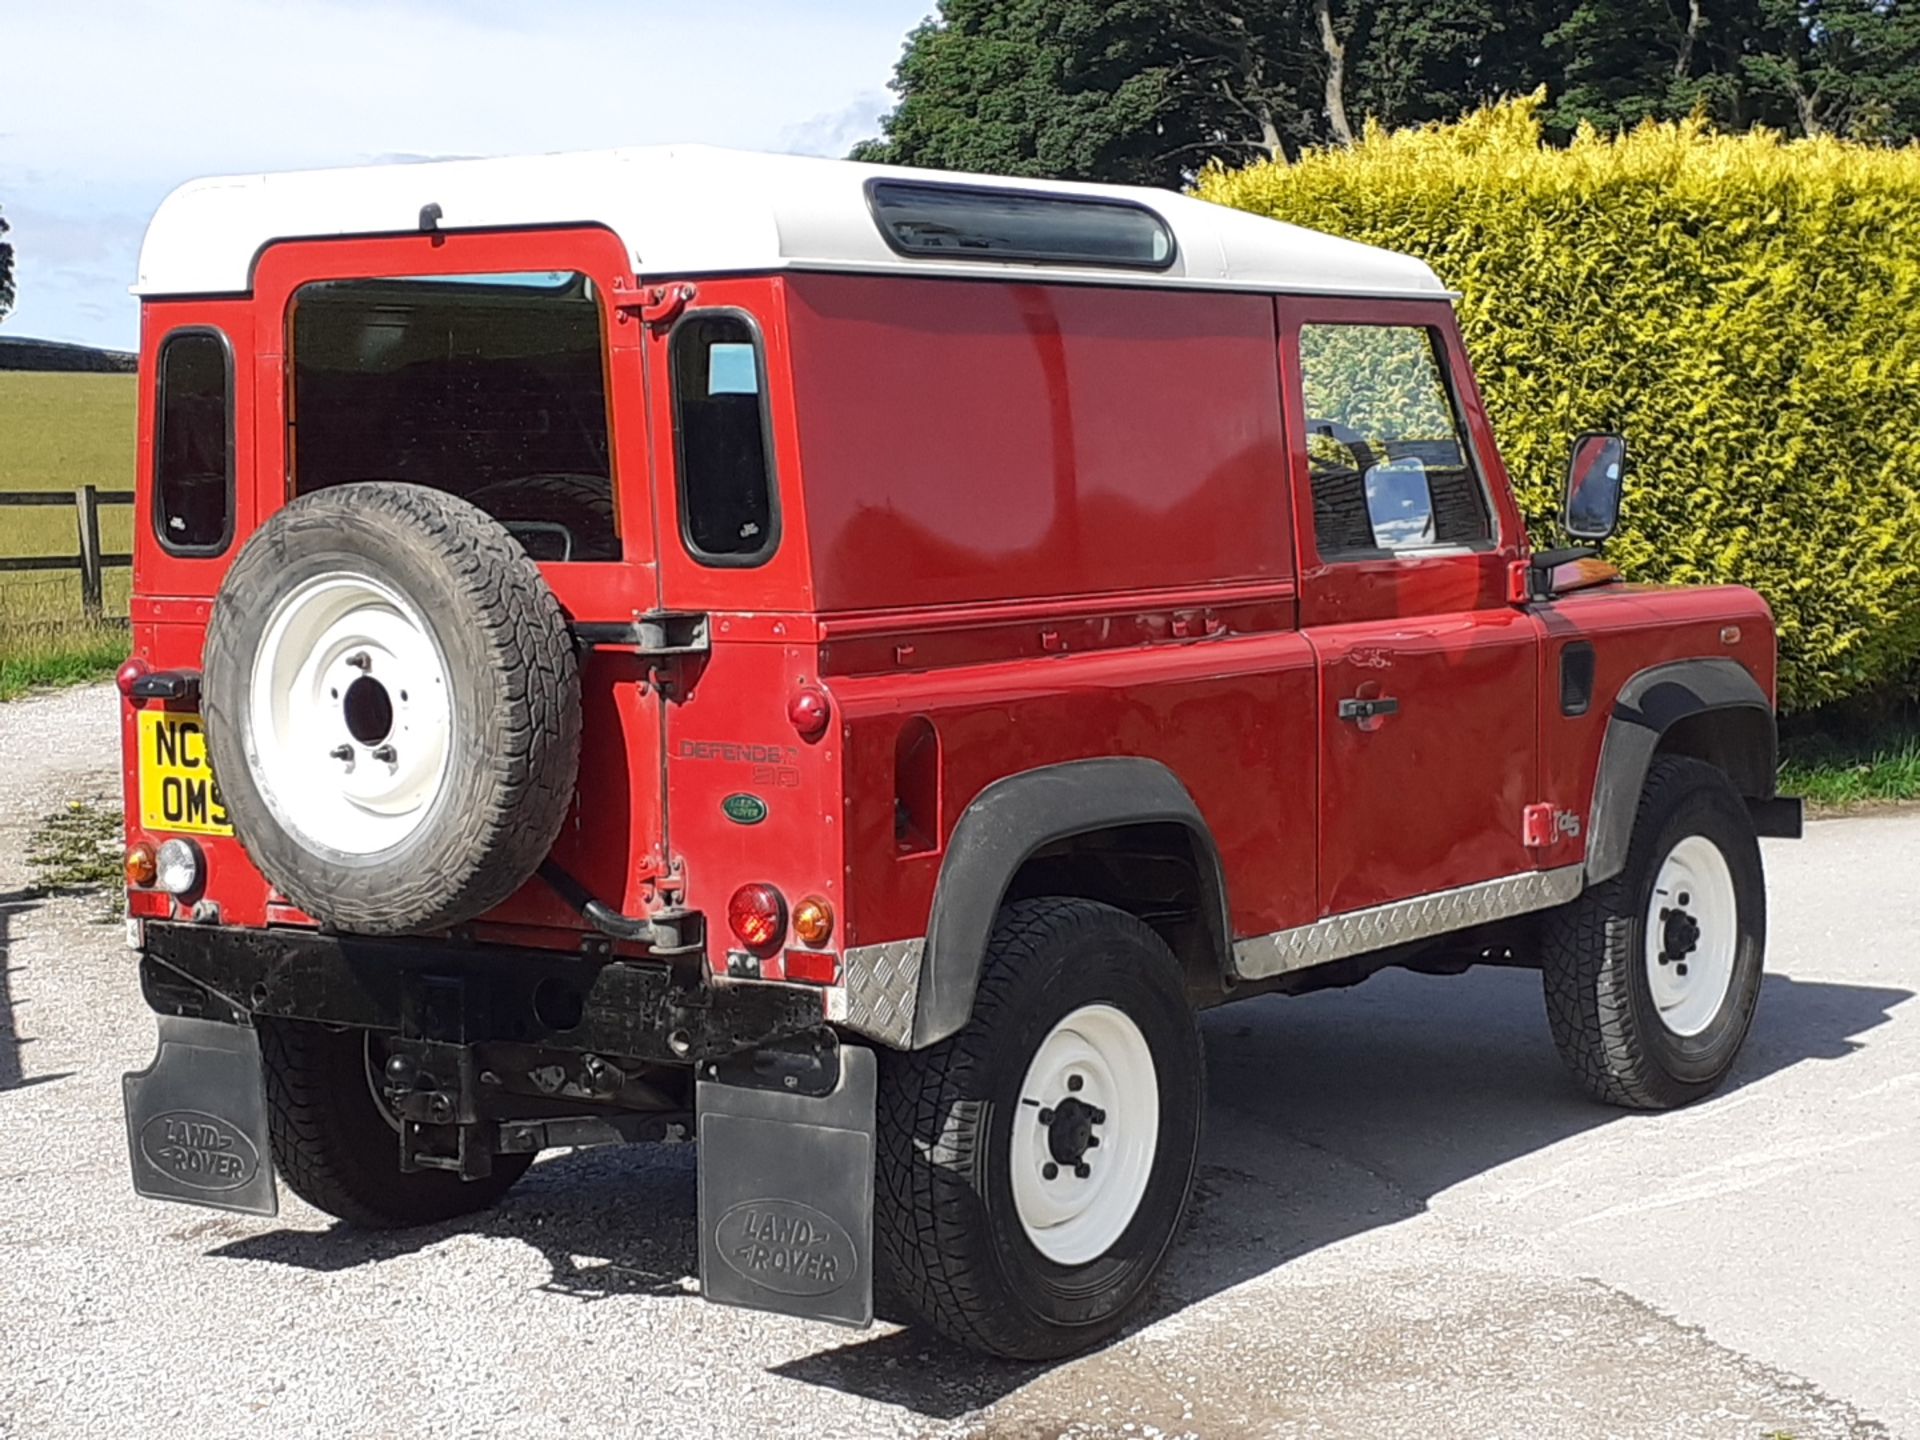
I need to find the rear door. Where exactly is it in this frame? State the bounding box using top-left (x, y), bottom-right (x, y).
top-left (1279, 297), bottom-right (1540, 917)
top-left (253, 228), bottom-right (666, 925)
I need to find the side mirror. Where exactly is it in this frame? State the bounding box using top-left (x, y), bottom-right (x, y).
top-left (1564, 432), bottom-right (1626, 541)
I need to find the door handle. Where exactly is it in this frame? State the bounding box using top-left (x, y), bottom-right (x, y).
top-left (1338, 696), bottom-right (1400, 723)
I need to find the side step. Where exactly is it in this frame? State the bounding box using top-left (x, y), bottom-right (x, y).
top-left (123, 1016), bottom-right (278, 1218)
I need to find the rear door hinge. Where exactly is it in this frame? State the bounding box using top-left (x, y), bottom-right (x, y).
top-left (573, 611), bottom-right (709, 701)
top-left (613, 282), bottom-right (696, 329)
top-left (575, 611), bottom-right (710, 658)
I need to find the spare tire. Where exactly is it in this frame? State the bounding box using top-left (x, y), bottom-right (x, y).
top-left (202, 482), bottom-right (581, 934)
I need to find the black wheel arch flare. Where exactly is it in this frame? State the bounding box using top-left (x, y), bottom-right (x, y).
top-left (1586, 658), bottom-right (1782, 886)
top-left (912, 758), bottom-right (1232, 1048)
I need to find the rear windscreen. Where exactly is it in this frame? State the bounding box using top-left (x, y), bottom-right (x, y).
top-left (287, 271), bottom-right (618, 561)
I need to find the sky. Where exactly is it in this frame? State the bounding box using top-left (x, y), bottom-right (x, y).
top-left (1, 0), bottom-right (931, 351)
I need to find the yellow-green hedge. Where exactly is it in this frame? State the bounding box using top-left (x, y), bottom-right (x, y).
top-left (1197, 96), bottom-right (1920, 713)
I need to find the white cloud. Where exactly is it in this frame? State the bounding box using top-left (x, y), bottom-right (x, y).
top-left (1, 0), bottom-right (925, 347)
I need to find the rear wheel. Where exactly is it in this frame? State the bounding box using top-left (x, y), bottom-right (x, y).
top-left (259, 1018), bottom-right (531, 1228)
top-left (874, 898), bottom-right (1204, 1360)
top-left (1542, 756), bottom-right (1766, 1109)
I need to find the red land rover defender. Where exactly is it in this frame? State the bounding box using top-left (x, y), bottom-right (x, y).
top-left (119, 147), bottom-right (1801, 1359)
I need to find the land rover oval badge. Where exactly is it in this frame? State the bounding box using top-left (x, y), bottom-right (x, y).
top-left (715, 1199), bottom-right (858, 1297)
top-left (722, 792), bottom-right (767, 825)
top-left (139, 1110), bottom-right (261, 1192)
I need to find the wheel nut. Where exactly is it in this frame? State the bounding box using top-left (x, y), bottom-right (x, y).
top-left (1086, 1136), bottom-right (1100, 1148)
top-left (1074, 1163), bottom-right (1090, 1179)
top-left (347, 651), bottom-right (372, 671)
top-left (372, 743), bottom-right (397, 763)
top-left (1066, 1075), bottom-right (1083, 1092)
top-left (1037, 1108), bottom-right (1054, 1125)
top-left (1042, 1162), bottom-right (1058, 1180)
top-left (1090, 1107), bottom-right (1106, 1125)
top-left (329, 744), bottom-right (353, 761)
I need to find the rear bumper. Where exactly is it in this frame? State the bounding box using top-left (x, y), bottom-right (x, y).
top-left (139, 922), bottom-right (825, 1067)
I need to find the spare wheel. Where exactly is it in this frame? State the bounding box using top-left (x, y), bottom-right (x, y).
top-left (202, 482), bottom-right (581, 935)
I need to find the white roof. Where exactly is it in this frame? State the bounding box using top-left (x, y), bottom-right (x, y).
top-left (135, 145), bottom-right (1447, 301)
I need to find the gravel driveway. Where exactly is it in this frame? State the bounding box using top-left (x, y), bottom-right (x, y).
top-left (2, 683), bottom-right (1914, 1438)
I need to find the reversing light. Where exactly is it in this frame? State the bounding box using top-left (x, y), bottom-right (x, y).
top-left (792, 896), bottom-right (835, 947)
top-left (124, 842), bottom-right (157, 888)
top-left (155, 837), bottom-right (203, 896)
top-left (727, 883), bottom-right (787, 954)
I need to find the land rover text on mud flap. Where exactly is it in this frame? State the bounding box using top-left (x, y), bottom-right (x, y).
top-left (118, 147), bottom-right (1801, 1359)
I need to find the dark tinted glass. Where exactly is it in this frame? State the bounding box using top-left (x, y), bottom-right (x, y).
top-left (869, 181), bottom-right (1175, 269)
top-left (672, 313), bottom-right (777, 565)
top-left (289, 272), bottom-right (617, 561)
top-left (154, 330), bottom-right (232, 552)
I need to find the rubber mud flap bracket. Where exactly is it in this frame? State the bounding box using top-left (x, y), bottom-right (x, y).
top-left (122, 1016), bottom-right (278, 1218)
top-left (696, 1042), bottom-right (876, 1329)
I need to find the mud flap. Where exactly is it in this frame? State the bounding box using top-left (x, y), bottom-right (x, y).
top-left (123, 1016), bottom-right (278, 1218)
top-left (696, 1040), bottom-right (875, 1329)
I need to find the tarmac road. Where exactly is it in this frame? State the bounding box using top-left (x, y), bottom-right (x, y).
top-left (1, 683), bottom-right (1913, 1439)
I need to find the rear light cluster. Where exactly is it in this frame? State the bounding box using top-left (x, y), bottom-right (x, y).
top-left (727, 883), bottom-right (787, 953)
top-left (726, 884), bottom-right (838, 985)
top-left (125, 837), bottom-right (204, 897)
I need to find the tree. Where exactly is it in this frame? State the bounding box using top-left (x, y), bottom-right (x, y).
top-left (854, 0), bottom-right (1920, 186)
top-left (1548, 0), bottom-right (1920, 142)
top-left (0, 205), bottom-right (14, 324)
top-left (854, 0), bottom-right (1550, 185)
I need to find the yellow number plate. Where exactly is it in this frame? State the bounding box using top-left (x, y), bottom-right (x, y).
top-left (137, 710), bottom-right (233, 836)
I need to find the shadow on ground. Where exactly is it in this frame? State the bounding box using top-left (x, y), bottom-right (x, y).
top-left (0, 886), bottom-right (75, 1094)
top-left (210, 965), bottom-right (1909, 1419)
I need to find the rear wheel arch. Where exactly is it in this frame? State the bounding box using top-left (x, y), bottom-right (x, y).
top-left (1586, 659), bottom-right (1776, 886)
top-left (912, 759), bottom-right (1231, 1048)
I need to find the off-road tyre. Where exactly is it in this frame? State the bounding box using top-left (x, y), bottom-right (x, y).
top-left (258, 1018), bottom-right (532, 1227)
top-left (202, 482), bottom-right (580, 935)
top-left (1542, 756), bottom-right (1766, 1110)
top-left (873, 898), bottom-right (1204, 1360)
top-left (468, 473), bottom-right (618, 562)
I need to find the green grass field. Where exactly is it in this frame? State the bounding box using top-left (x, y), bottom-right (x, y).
top-left (0, 371), bottom-right (137, 695)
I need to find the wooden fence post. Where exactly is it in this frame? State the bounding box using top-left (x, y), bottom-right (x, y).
top-left (73, 483), bottom-right (104, 622)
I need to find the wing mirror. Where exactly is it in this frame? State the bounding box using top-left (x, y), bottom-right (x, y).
top-left (1563, 432), bottom-right (1626, 541)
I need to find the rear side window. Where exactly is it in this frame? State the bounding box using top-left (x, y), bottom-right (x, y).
top-left (153, 329), bottom-right (234, 553)
top-left (672, 312), bottom-right (777, 566)
top-left (288, 271), bottom-right (618, 561)
top-left (1298, 324), bottom-right (1491, 556)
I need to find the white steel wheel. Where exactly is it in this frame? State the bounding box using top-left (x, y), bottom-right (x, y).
top-left (246, 571), bottom-right (453, 857)
top-left (1643, 833), bottom-right (1739, 1038)
top-left (1010, 1003), bottom-right (1160, 1266)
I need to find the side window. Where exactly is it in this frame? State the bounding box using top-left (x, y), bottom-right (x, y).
top-left (154, 329), bottom-right (234, 553)
top-left (671, 312), bottom-right (777, 566)
top-left (1298, 324), bottom-right (1491, 556)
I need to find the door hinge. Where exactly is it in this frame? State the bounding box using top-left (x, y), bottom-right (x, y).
top-left (612, 282), bottom-right (695, 329)
top-left (574, 611), bottom-right (710, 658)
top-left (1523, 802), bottom-right (1581, 848)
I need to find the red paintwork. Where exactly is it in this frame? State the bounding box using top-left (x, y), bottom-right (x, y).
top-left (124, 229), bottom-right (1779, 981)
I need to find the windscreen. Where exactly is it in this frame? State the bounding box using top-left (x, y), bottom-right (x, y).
top-left (288, 271), bottom-right (618, 561)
